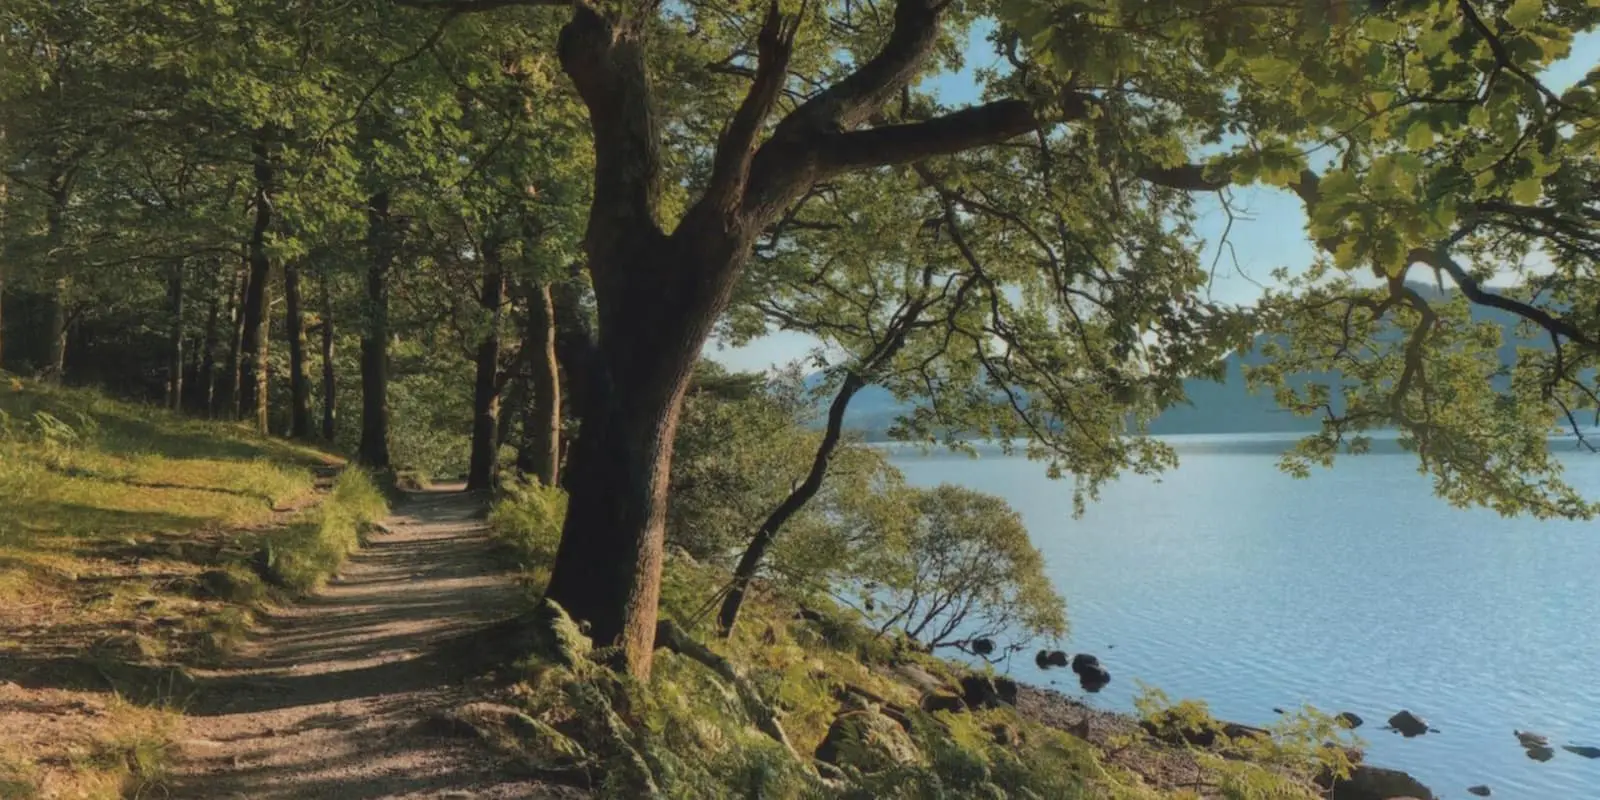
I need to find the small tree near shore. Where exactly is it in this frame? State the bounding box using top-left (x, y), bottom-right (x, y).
top-left (866, 484), bottom-right (1065, 654)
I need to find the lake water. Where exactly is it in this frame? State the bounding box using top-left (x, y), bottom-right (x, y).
top-left (887, 434), bottom-right (1600, 800)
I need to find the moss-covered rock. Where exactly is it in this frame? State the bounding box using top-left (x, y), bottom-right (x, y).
top-left (815, 707), bottom-right (923, 773)
top-left (453, 702), bottom-right (587, 767)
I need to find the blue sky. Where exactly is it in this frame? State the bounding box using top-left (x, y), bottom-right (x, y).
top-left (707, 27), bottom-right (1599, 373)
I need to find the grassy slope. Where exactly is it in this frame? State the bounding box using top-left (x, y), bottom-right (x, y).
top-left (486, 483), bottom-right (1353, 799)
top-left (0, 376), bottom-right (386, 799)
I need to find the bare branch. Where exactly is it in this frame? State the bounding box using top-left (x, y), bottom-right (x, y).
top-left (823, 100), bottom-right (1040, 171)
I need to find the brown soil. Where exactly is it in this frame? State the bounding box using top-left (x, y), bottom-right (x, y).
top-left (166, 487), bottom-right (582, 800)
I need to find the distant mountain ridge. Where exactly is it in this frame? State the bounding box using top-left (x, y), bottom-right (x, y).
top-left (805, 282), bottom-right (1544, 439)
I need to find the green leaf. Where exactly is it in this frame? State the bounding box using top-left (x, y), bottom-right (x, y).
top-left (1405, 121), bottom-right (1434, 150)
top-left (1510, 176), bottom-right (1542, 204)
top-left (1504, 0), bottom-right (1542, 28)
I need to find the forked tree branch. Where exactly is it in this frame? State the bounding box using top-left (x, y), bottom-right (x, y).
top-left (705, 0), bottom-right (802, 211)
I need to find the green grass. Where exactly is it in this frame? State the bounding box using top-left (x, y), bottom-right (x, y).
top-left (0, 375), bottom-right (388, 798)
top-left (255, 469), bottom-right (388, 594)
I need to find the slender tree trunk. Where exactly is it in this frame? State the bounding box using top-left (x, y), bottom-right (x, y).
top-left (239, 131), bottom-right (274, 433)
top-left (550, 278), bottom-right (591, 487)
top-left (319, 267), bottom-right (337, 442)
top-left (517, 281), bottom-right (561, 486)
top-left (224, 261), bottom-right (248, 419)
top-left (198, 262), bottom-right (222, 415)
top-left (358, 191), bottom-right (394, 469)
top-left (165, 264), bottom-right (185, 410)
top-left (719, 372), bottom-right (867, 634)
top-left (284, 261), bottom-right (312, 438)
top-left (0, 124), bottom-right (7, 368)
top-left (466, 244), bottom-right (505, 491)
top-left (43, 182), bottom-right (70, 383)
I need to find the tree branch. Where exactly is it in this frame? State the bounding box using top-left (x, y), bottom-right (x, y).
top-left (704, 1), bottom-right (801, 212)
top-left (1408, 246), bottom-right (1600, 351)
top-left (393, 0), bottom-right (567, 10)
top-left (822, 100), bottom-right (1042, 171)
top-left (773, 0), bottom-right (947, 136)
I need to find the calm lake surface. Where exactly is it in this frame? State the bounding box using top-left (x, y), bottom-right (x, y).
top-left (887, 434), bottom-right (1600, 800)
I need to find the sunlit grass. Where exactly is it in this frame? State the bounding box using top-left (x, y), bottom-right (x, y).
top-left (0, 375), bottom-right (387, 798)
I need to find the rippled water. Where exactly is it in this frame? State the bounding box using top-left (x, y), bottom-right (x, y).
top-left (888, 434), bottom-right (1600, 799)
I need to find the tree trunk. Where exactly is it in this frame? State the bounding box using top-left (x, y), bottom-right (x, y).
top-left (517, 281), bottom-right (561, 487)
top-left (358, 191), bottom-right (394, 469)
top-left (166, 265), bottom-right (185, 410)
top-left (224, 261), bottom-right (248, 419)
top-left (550, 278), bottom-right (592, 487)
top-left (544, 238), bottom-right (734, 680)
top-left (284, 261), bottom-right (312, 438)
top-left (42, 182), bottom-right (70, 383)
top-left (466, 244), bottom-right (506, 491)
top-left (0, 124), bottom-right (7, 368)
top-left (319, 266), bottom-right (337, 442)
top-left (198, 262), bottom-right (222, 415)
top-left (719, 372), bottom-right (866, 634)
top-left (239, 132), bottom-right (274, 434)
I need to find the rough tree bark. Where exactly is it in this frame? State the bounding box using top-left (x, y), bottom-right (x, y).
top-left (224, 262), bottom-right (248, 419)
top-left (358, 191), bottom-right (394, 469)
top-left (466, 240), bottom-right (506, 491)
top-left (319, 266), bottom-right (337, 442)
top-left (239, 131), bottom-right (274, 433)
top-left (516, 280), bottom-right (562, 486)
top-left (165, 264), bottom-right (185, 410)
top-left (0, 123), bottom-right (7, 367)
top-left (284, 261), bottom-right (312, 438)
top-left (198, 262), bottom-right (223, 414)
top-left (43, 178), bottom-right (71, 383)
top-left (550, 277), bottom-right (592, 485)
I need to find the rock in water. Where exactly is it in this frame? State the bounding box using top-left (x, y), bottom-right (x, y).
top-left (1514, 730), bottom-right (1549, 749)
top-left (1467, 786), bottom-right (1491, 797)
top-left (970, 637), bottom-right (996, 656)
top-left (1525, 745), bottom-right (1555, 762)
top-left (1562, 744), bottom-right (1600, 759)
top-left (1036, 649), bottom-right (1069, 669)
top-left (1077, 665), bottom-right (1111, 693)
top-left (1335, 712), bottom-right (1364, 729)
top-left (1070, 653), bottom-right (1100, 674)
top-left (1385, 710), bottom-right (1430, 738)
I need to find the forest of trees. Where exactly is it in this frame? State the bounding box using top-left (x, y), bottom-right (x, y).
top-left (3, 0), bottom-right (1598, 679)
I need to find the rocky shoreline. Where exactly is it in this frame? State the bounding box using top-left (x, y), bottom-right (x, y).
top-left (1011, 682), bottom-right (1438, 800)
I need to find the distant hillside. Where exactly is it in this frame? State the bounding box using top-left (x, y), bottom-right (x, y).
top-left (807, 283), bottom-right (1545, 439)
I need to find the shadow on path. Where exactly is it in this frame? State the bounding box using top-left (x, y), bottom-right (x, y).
top-left (166, 487), bottom-right (578, 800)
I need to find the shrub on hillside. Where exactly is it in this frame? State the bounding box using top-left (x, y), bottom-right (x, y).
top-left (488, 477), bottom-right (568, 589)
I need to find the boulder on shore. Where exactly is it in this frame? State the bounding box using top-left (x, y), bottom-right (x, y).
top-left (959, 674), bottom-right (1018, 709)
top-left (1325, 764), bottom-right (1436, 800)
top-left (815, 708), bottom-right (922, 773)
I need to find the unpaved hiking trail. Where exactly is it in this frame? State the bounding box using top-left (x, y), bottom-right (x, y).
top-left (169, 486), bottom-right (578, 800)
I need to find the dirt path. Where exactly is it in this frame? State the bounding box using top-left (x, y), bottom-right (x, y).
top-left (168, 487), bottom-right (576, 800)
